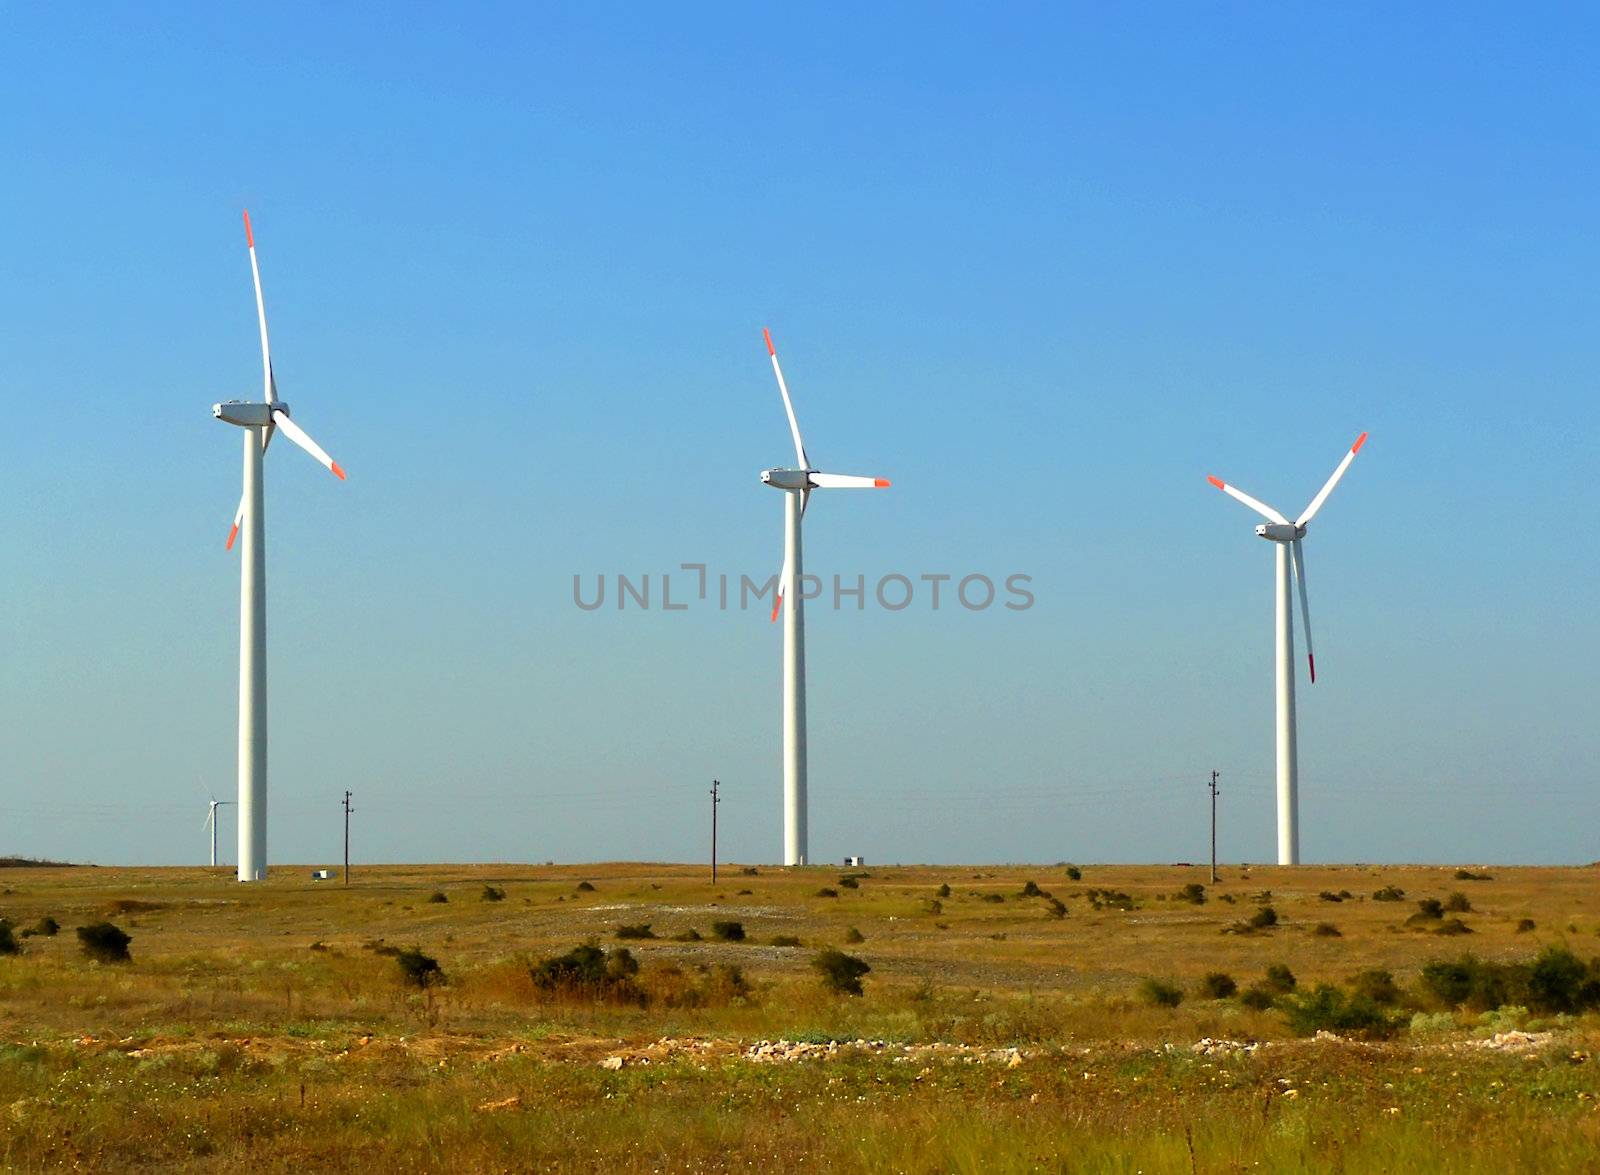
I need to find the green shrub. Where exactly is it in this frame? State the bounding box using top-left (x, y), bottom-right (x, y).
top-left (427, 891), bottom-right (448, 904)
top-left (1443, 891), bottom-right (1472, 913)
top-left (980, 893), bottom-right (1005, 904)
top-left (615, 923), bottom-right (655, 940)
top-left (1264, 963), bottom-right (1297, 993)
top-left (1019, 880), bottom-right (1044, 898)
top-left (1349, 968), bottom-right (1401, 1006)
top-left (1239, 983), bottom-right (1277, 1010)
top-left (813, 949), bottom-right (871, 995)
top-left (1373, 885), bottom-right (1406, 902)
top-left (23, 916), bottom-right (58, 938)
top-left (740, 866), bottom-right (759, 876)
top-left (575, 881), bottom-right (596, 892)
top-left (1199, 972), bottom-right (1237, 999)
top-left (1249, 906), bottom-right (1279, 929)
top-left (672, 928), bottom-right (702, 942)
top-left (838, 876), bottom-right (860, 890)
top-left (1086, 888), bottom-right (1133, 910)
top-left (1045, 897), bottom-right (1067, 919)
top-left (1415, 898), bottom-right (1444, 920)
top-left (76, 922), bottom-right (131, 963)
top-left (922, 899), bottom-right (944, 915)
top-left (0, 920), bottom-right (19, 956)
top-left (1064, 865), bottom-right (1082, 881)
top-left (480, 886), bottom-right (506, 902)
top-left (1175, 882), bottom-right (1207, 905)
top-left (770, 935), bottom-right (802, 948)
top-left (1314, 922), bottom-right (1342, 937)
top-left (710, 920), bottom-right (745, 942)
top-left (1434, 918), bottom-right (1473, 936)
top-left (843, 927), bottom-right (865, 944)
top-left (1318, 890), bottom-right (1345, 902)
top-left (530, 943), bottom-right (642, 1002)
top-left (935, 883), bottom-right (951, 898)
top-left (1281, 985), bottom-right (1400, 1039)
top-left (1138, 977), bottom-right (1183, 1008)
top-left (1420, 955), bottom-right (1517, 1011)
top-left (396, 948), bottom-right (444, 988)
top-left (1454, 869), bottom-right (1493, 881)
top-left (1528, 945), bottom-right (1600, 1014)
top-left (1516, 918), bottom-right (1537, 933)
top-left (815, 888), bottom-right (839, 899)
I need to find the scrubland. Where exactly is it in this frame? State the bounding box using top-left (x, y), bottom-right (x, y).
top-left (2, 860), bottom-right (1598, 1171)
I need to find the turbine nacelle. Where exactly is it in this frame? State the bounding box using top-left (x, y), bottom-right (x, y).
top-left (213, 400), bottom-right (280, 428)
top-left (761, 468), bottom-right (814, 491)
top-left (1255, 522), bottom-right (1305, 542)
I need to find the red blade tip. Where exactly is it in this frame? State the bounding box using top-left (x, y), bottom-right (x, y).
top-left (331, 463), bottom-right (347, 481)
top-left (1207, 475), bottom-right (1225, 489)
top-left (770, 591), bottom-right (782, 622)
top-left (226, 522), bottom-right (239, 551)
top-left (1352, 431), bottom-right (1369, 453)
top-left (242, 210), bottom-right (254, 248)
top-left (874, 478), bottom-right (891, 488)
top-left (763, 327), bottom-right (775, 356)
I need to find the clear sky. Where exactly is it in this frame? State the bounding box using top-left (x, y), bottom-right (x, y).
top-left (2, 4), bottom-right (1596, 868)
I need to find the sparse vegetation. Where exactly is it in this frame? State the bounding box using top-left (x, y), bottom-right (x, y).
top-left (1174, 882), bottom-right (1206, 905)
top-left (1264, 963), bottom-right (1297, 993)
top-left (1455, 869), bottom-right (1493, 881)
top-left (838, 876), bottom-right (860, 889)
top-left (1443, 891), bottom-right (1473, 913)
top-left (1281, 985), bottom-right (1401, 1039)
top-left (1198, 971), bottom-right (1236, 999)
top-left (843, 927), bottom-right (865, 944)
top-left (1373, 885), bottom-right (1406, 902)
top-left (1313, 922), bottom-right (1342, 937)
top-left (710, 920), bottom-right (745, 942)
top-left (1064, 864), bottom-right (1082, 881)
top-left (815, 888), bottom-right (839, 899)
top-left (427, 890), bottom-right (449, 903)
top-left (1139, 977), bottom-right (1184, 1007)
top-left (575, 881), bottom-right (596, 892)
top-left (770, 934), bottom-right (802, 947)
top-left (615, 923), bottom-right (656, 939)
top-left (480, 885), bottom-right (506, 902)
top-left (530, 943), bottom-right (641, 1003)
top-left (0, 919), bottom-right (19, 955)
top-left (1019, 880), bottom-right (1045, 898)
top-left (396, 947), bottom-right (444, 987)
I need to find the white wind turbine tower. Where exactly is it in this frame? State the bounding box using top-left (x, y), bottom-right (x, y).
top-left (1208, 432), bottom-right (1368, 865)
top-left (213, 210), bottom-right (347, 882)
top-left (203, 796), bottom-right (235, 868)
top-left (759, 327), bottom-right (890, 867)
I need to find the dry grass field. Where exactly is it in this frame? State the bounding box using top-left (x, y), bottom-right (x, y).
top-left (2, 860), bottom-right (1599, 1171)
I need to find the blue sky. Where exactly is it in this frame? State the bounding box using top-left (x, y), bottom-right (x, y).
top-left (1, 3), bottom-right (1595, 867)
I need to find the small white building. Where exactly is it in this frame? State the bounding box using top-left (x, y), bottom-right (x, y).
top-left (310, 869), bottom-right (334, 880)
top-left (843, 855), bottom-right (865, 868)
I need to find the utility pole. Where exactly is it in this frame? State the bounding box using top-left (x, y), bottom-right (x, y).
top-left (710, 779), bottom-right (721, 883)
top-left (1208, 771), bottom-right (1220, 884)
top-left (342, 790), bottom-right (354, 886)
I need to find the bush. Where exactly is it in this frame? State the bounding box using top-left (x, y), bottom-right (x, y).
top-left (838, 876), bottom-right (860, 890)
top-left (1281, 985), bottom-right (1400, 1039)
top-left (1175, 882), bottom-right (1207, 905)
top-left (396, 948), bottom-right (444, 988)
top-left (981, 893), bottom-right (1005, 904)
top-left (530, 943), bottom-right (643, 1002)
top-left (575, 881), bottom-right (596, 892)
top-left (1516, 918), bottom-right (1537, 933)
top-left (21, 916), bottom-right (58, 938)
top-left (813, 949), bottom-right (871, 995)
top-left (1199, 972), bottom-right (1237, 999)
top-left (1420, 955), bottom-right (1518, 1012)
top-left (815, 888), bottom-right (839, 899)
top-left (1318, 890), bottom-right (1345, 903)
top-left (1415, 898), bottom-right (1444, 919)
top-left (770, 935), bottom-right (802, 947)
top-left (1264, 963), bottom-right (1297, 993)
top-left (615, 923), bottom-right (655, 940)
top-left (1528, 945), bottom-right (1600, 1014)
top-left (1086, 888), bottom-right (1133, 911)
top-left (1045, 897), bottom-right (1068, 919)
top-left (0, 920), bottom-right (19, 956)
top-left (1443, 891), bottom-right (1472, 913)
top-left (1239, 983), bottom-right (1277, 1010)
top-left (672, 928), bottom-right (702, 942)
top-left (935, 883), bottom-right (951, 898)
top-left (427, 891), bottom-right (448, 904)
top-left (922, 899), bottom-right (944, 915)
top-left (1138, 977), bottom-right (1183, 1007)
top-left (1314, 922), bottom-right (1342, 937)
top-left (710, 920), bottom-right (745, 942)
top-left (1020, 880), bottom-right (1044, 898)
top-left (1349, 968), bottom-right (1401, 1006)
top-left (1249, 906), bottom-right (1279, 929)
top-left (1435, 918), bottom-right (1473, 936)
top-left (740, 866), bottom-right (759, 876)
top-left (1064, 865), bottom-right (1082, 881)
top-left (76, 922), bottom-right (131, 963)
top-left (843, 927), bottom-right (865, 944)
top-left (1372, 885), bottom-right (1406, 902)
top-left (481, 886), bottom-right (506, 902)
top-left (1455, 869), bottom-right (1493, 881)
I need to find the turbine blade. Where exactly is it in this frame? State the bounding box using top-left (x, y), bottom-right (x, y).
top-left (271, 409), bottom-right (346, 480)
top-left (243, 210), bottom-right (276, 404)
top-left (1296, 432), bottom-right (1368, 527)
top-left (770, 552), bottom-right (790, 622)
top-left (763, 327), bottom-right (809, 470)
top-left (1291, 538), bottom-right (1316, 683)
top-left (224, 429), bottom-right (275, 550)
top-left (203, 805), bottom-right (214, 831)
top-left (1207, 475), bottom-right (1289, 525)
top-left (809, 472), bottom-right (891, 490)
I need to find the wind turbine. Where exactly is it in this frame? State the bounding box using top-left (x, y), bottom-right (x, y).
top-left (203, 797), bottom-right (235, 868)
top-left (1207, 432), bottom-right (1368, 865)
top-left (213, 210), bottom-right (346, 882)
top-left (759, 327), bottom-right (890, 867)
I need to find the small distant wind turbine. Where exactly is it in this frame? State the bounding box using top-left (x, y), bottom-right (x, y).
top-left (203, 797), bottom-right (235, 868)
top-left (213, 210), bottom-right (347, 883)
top-left (759, 327), bottom-right (890, 867)
top-left (1207, 432), bottom-right (1368, 865)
